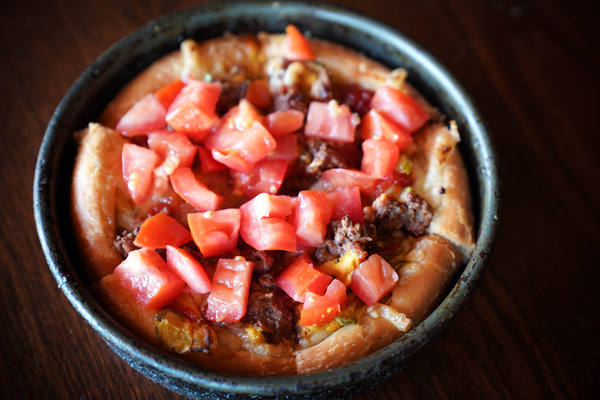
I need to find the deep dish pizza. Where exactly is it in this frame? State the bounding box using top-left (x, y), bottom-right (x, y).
top-left (71, 25), bottom-right (475, 375)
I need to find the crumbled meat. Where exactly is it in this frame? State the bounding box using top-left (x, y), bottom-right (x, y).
top-left (242, 274), bottom-right (296, 344)
top-left (216, 81), bottom-right (248, 115)
top-left (273, 91), bottom-right (307, 112)
top-left (363, 192), bottom-right (433, 236)
top-left (113, 228), bottom-right (140, 258)
top-left (305, 138), bottom-right (348, 177)
top-left (239, 245), bottom-right (274, 275)
top-left (314, 216), bottom-right (377, 264)
top-left (309, 69), bottom-right (332, 101)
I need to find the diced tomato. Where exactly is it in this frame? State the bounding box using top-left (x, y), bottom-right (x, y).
top-left (188, 209), bottom-right (241, 257)
top-left (148, 130), bottom-right (197, 169)
top-left (114, 248), bottom-right (185, 309)
top-left (294, 191), bottom-right (333, 247)
top-left (349, 254), bottom-right (399, 305)
top-left (231, 159), bottom-right (288, 198)
top-left (197, 146), bottom-right (227, 172)
top-left (170, 167), bottom-right (223, 211)
top-left (239, 194), bottom-right (296, 252)
top-left (368, 172), bottom-right (411, 198)
top-left (300, 279), bottom-right (348, 326)
top-left (304, 100), bottom-right (360, 143)
top-left (155, 79), bottom-right (186, 109)
top-left (168, 292), bottom-right (202, 321)
top-left (165, 246), bottom-right (212, 294)
top-left (284, 24), bottom-right (315, 61)
top-left (245, 79), bottom-right (273, 108)
top-left (167, 79), bottom-right (221, 117)
top-left (115, 93), bottom-right (167, 136)
top-left (122, 143), bottom-right (161, 204)
top-left (361, 138), bottom-right (400, 179)
top-left (340, 85), bottom-right (374, 117)
top-left (210, 149), bottom-right (254, 172)
top-left (370, 86), bottom-right (429, 134)
top-left (361, 109), bottom-right (413, 151)
top-left (233, 121), bottom-right (277, 164)
top-left (265, 134), bottom-right (298, 162)
top-left (205, 257), bottom-right (254, 322)
top-left (133, 213), bottom-right (192, 249)
top-left (310, 168), bottom-right (376, 193)
top-left (166, 102), bottom-right (218, 142)
top-left (327, 187), bottom-right (364, 223)
top-left (276, 254), bottom-right (333, 302)
top-left (266, 110), bottom-right (305, 135)
top-left (203, 100), bottom-right (262, 150)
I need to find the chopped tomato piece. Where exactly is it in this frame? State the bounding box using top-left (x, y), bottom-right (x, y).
top-left (265, 134), bottom-right (298, 162)
top-left (349, 254), bottom-right (399, 305)
top-left (233, 121), bottom-right (277, 164)
top-left (266, 110), bottom-right (304, 135)
top-left (276, 254), bottom-right (333, 302)
top-left (197, 146), bottom-right (227, 172)
top-left (367, 172), bottom-right (411, 198)
top-left (148, 130), bottom-right (197, 169)
top-left (133, 213), bottom-right (192, 249)
top-left (203, 100), bottom-right (263, 149)
top-left (166, 102), bottom-right (218, 142)
top-left (239, 194), bottom-right (297, 252)
top-left (188, 209), bottom-right (241, 257)
top-left (115, 93), bottom-right (167, 136)
top-left (155, 79), bottom-right (186, 109)
top-left (170, 167), bottom-right (223, 211)
top-left (167, 79), bottom-right (221, 117)
top-left (300, 279), bottom-right (348, 326)
top-left (165, 246), bottom-right (212, 294)
top-left (305, 100), bottom-right (360, 143)
top-left (327, 187), bottom-right (364, 223)
top-left (210, 149), bottom-right (254, 172)
top-left (361, 138), bottom-right (400, 179)
top-left (284, 24), bottom-right (315, 61)
top-left (294, 191), bottom-right (333, 247)
top-left (310, 168), bottom-right (376, 193)
top-left (361, 109), bottom-right (413, 151)
top-left (168, 292), bottom-right (202, 321)
top-left (245, 79), bottom-right (273, 108)
top-left (205, 257), bottom-right (254, 322)
top-left (114, 248), bottom-right (185, 309)
top-left (370, 86), bottom-right (429, 134)
top-left (122, 143), bottom-right (161, 204)
top-left (231, 159), bottom-right (288, 198)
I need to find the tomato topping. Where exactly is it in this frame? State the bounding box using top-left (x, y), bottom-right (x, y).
top-left (284, 24), bottom-right (315, 61)
top-left (170, 167), bottom-right (223, 211)
top-left (166, 102), bottom-right (218, 142)
top-left (294, 191), bottom-right (333, 247)
top-left (122, 143), bottom-right (161, 204)
top-left (133, 213), bottom-right (192, 249)
top-left (188, 209), bottom-right (241, 257)
top-left (165, 246), bottom-right (212, 294)
top-left (370, 86), bottom-right (429, 134)
top-left (300, 279), bottom-right (348, 326)
top-left (305, 100), bottom-right (360, 143)
top-left (115, 93), bottom-right (167, 136)
top-left (168, 292), bottom-right (202, 321)
top-left (233, 120), bottom-right (277, 164)
top-left (210, 149), bottom-right (254, 172)
top-left (205, 257), bottom-right (254, 322)
top-left (148, 130), bottom-right (197, 169)
top-left (265, 134), bottom-right (298, 162)
top-left (361, 109), bottom-right (413, 151)
top-left (340, 85), bottom-right (374, 117)
top-left (197, 146), bottom-right (227, 172)
top-left (239, 194), bottom-right (297, 252)
top-left (327, 187), bottom-right (364, 223)
top-left (361, 138), bottom-right (400, 179)
top-left (231, 159), bottom-right (288, 198)
top-left (245, 79), bottom-right (273, 108)
top-left (155, 79), bottom-right (186, 109)
top-left (266, 110), bottom-right (305, 135)
top-left (349, 254), bottom-right (399, 305)
top-left (167, 79), bottom-right (222, 117)
top-left (114, 248), bottom-right (185, 309)
top-left (310, 168), bottom-right (376, 193)
top-left (276, 254), bottom-right (333, 302)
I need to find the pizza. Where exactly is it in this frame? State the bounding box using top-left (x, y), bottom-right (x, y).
top-left (71, 25), bottom-right (475, 376)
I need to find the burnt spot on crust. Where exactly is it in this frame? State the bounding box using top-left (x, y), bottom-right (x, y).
top-left (113, 228), bottom-right (140, 259)
top-left (364, 192), bottom-right (433, 236)
top-left (242, 274), bottom-right (296, 344)
top-left (314, 216), bottom-right (377, 264)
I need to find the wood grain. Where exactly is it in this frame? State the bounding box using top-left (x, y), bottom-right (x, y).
top-left (1, 0), bottom-right (599, 399)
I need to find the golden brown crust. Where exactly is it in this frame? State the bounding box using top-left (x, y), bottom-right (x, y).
top-left (388, 235), bottom-right (463, 324)
top-left (71, 123), bottom-right (126, 283)
top-left (183, 348), bottom-right (296, 376)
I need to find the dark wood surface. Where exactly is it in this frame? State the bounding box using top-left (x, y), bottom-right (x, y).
top-left (1, 0), bottom-right (599, 398)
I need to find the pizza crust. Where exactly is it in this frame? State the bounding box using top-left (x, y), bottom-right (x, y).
top-left (72, 33), bottom-right (475, 375)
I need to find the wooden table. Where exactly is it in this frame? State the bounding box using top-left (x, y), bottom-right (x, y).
top-left (1, 0), bottom-right (598, 398)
